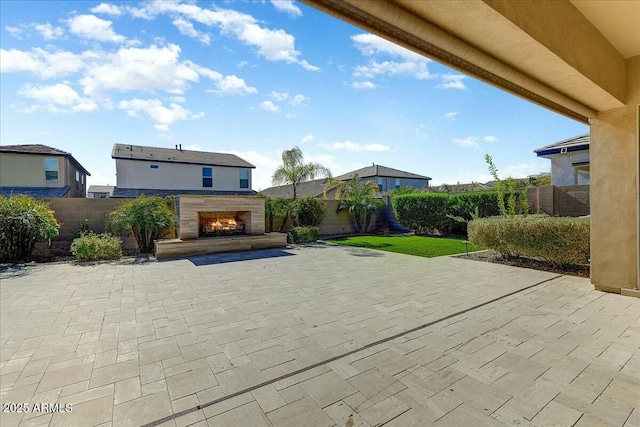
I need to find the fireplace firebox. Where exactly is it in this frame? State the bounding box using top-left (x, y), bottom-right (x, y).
top-left (199, 211), bottom-right (247, 237)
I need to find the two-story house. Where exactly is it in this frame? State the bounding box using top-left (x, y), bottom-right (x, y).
top-left (534, 134), bottom-right (589, 186)
top-left (0, 144), bottom-right (91, 198)
top-left (111, 144), bottom-right (256, 197)
top-left (334, 164), bottom-right (431, 193)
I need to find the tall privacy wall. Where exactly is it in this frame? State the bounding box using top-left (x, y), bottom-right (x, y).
top-left (527, 185), bottom-right (590, 217)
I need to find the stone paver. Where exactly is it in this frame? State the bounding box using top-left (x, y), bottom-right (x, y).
top-left (1, 245), bottom-right (639, 426)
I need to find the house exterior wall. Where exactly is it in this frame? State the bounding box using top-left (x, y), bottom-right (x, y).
top-left (0, 153), bottom-right (87, 197)
top-left (548, 150), bottom-right (589, 186)
top-left (115, 159), bottom-right (252, 191)
top-left (372, 177), bottom-right (430, 192)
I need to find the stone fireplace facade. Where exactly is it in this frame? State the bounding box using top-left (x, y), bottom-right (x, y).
top-left (175, 196), bottom-right (265, 240)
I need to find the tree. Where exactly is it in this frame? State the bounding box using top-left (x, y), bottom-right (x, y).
top-left (106, 196), bottom-right (175, 255)
top-left (328, 175), bottom-right (384, 234)
top-left (272, 146), bottom-right (331, 200)
top-left (484, 154), bottom-right (529, 217)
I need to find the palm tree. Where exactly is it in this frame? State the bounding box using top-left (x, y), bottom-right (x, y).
top-left (272, 147), bottom-right (332, 200)
top-left (327, 175), bottom-right (385, 234)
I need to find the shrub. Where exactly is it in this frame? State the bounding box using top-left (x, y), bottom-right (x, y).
top-left (70, 233), bottom-right (122, 262)
top-left (393, 193), bottom-right (450, 235)
top-left (289, 226), bottom-right (319, 243)
top-left (295, 196), bottom-right (326, 227)
top-left (468, 216), bottom-right (589, 266)
top-left (106, 196), bottom-right (175, 255)
top-left (447, 192), bottom-right (501, 236)
top-left (0, 195), bottom-right (60, 263)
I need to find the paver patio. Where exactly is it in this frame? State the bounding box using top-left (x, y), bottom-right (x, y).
top-left (1, 245), bottom-right (638, 426)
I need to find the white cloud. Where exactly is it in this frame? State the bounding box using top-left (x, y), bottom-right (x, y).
top-left (437, 74), bottom-right (467, 90)
top-left (6, 26), bottom-right (23, 39)
top-left (0, 48), bottom-right (85, 78)
top-left (351, 81), bottom-right (377, 89)
top-left (123, 3), bottom-right (318, 71)
top-left (118, 98), bottom-right (204, 131)
top-left (237, 61), bottom-right (248, 68)
top-left (268, 91), bottom-right (289, 101)
top-left (259, 100), bottom-right (279, 112)
top-left (172, 18), bottom-right (211, 45)
top-left (66, 15), bottom-right (126, 43)
top-left (78, 44), bottom-right (202, 96)
top-left (483, 135), bottom-right (498, 143)
top-left (90, 3), bottom-right (123, 16)
top-left (352, 33), bottom-right (424, 61)
top-left (443, 112), bottom-right (458, 121)
top-left (300, 134), bottom-right (313, 144)
top-left (351, 33), bottom-right (431, 80)
top-left (289, 94), bottom-right (307, 105)
top-left (18, 83), bottom-right (98, 113)
top-left (33, 23), bottom-right (64, 40)
top-left (320, 141), bottom-right (391, 152)
top-left (452, 137), bottom-right (478, 148)
top-left (285, 113), bottom-right (296, 119)
top-left (270, 0), bottom-right (302, 17)
top-left (212, 75), bottom-right (257, 95)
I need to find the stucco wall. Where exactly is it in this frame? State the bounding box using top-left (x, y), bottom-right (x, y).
top-left (116, 159), bottom-right (252, 191)
top-left (0, 153), bottom-right (68, 188)
top-left (548, 151), bottom-right (589, 186)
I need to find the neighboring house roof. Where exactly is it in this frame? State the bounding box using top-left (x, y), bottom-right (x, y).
top-left (0, 144), bottom-right (91, 176)
top-left (0, 186), bottom-right (71, 198)
top-left (111, 144), bottom-right (255, 168)
top-left (111, 188), bottom-right (257, 198)
top-left (88, 185), bottom-right (114, 195)
top-left (260, 178), bottom-right (337, 199)
top-left (534, 134), bottom-right (589, 157)
top-left (335, 164), bottom-right (431, 181)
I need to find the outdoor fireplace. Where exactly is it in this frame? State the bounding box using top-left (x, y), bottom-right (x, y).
top-left (199, 211), bottom-right (247, 237)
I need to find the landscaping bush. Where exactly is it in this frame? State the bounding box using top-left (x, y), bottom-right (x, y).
top-left (70, 233), bottom-right (122, 262)
top-left (392, 193), bottom-right (451, 235)
top-left (295, 196), bottom-right (326, 227)
top-left (288, 226), bottom-right (319, 243)
top-left (106, 195), bottom-right (175, 255)
top-left (447, 192), bottom-right (501, 236)
top-left (468, 216), bottom-right (589, 266)
top-left (0, 195), bottom-right (60, 263)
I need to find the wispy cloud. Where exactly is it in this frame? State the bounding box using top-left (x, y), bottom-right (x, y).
top-left (437, 74), bottom-right (467, 90)
top-left (300, 134), bottom-right (313, 144)
top-left (452, 137), bottom-right (478, 148)
top-left (443, 112), bottom-right (458, 121)
top-left (270, 0), bottom-right (302, 17)
top-left (483, 135), bottom-right (497, 143)
top-left (320, 141), bottom-right (391, 152)
top-left (351, 80), bottom-right (377, 90)
top-left (118, 98), bottom-right (204, 131)
top-left (289, 94), bottom-right (307, 105)
top-left (259, 100), bottom-right (279, 112)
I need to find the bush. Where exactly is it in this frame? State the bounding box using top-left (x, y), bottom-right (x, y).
top-left (468, 216), bottom-right (589, 266)
top-left (289, 226), bottom-right (319, 243)
top-left (392, 193), bottom-right (451, 235)
top-left (106, 196), bottom-right (175, 255)
top-left (70, 233), bottom-right (122, 262)
top-left (295, 196), bottom-right (326, 227)
top-left (0, 195), bottom-right (60, 263)
top-left (447, 192), bottom-right (501, 236)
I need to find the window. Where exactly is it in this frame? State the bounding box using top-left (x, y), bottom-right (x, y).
top-left (574, 165), bottom-right (590, 185)
top-left (75, 171), bottom-right (81, 191)
top-left (44, 157), bottom-right (58, 183)
top-left (239, 169), bottom-right (250, 189)
top-left (377, 177), bottom-right (384, 191)
top-left (150, 164), bottom-right (159, 169)
top-left (395, 178), bottom-right (401, 189)
top-left (202, 167), bottom-right (213, 187)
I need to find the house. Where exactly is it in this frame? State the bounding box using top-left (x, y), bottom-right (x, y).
top-left (261, 164), bottom-right (431, 198)
top-left (335, 164), bottom-right (431, 192)
top-left (534, 134), bottom-right (589, 186)
top-left (111, 144), bottom-right (256, 198)
top-left (0, 144), bottom-right (90, 198)
top-left (87, 185), bottom-right (114, 198)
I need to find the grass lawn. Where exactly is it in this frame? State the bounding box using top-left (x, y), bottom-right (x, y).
top-left (326, 235), bottom-right (480, 258)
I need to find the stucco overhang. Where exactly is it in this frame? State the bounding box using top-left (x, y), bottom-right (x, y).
top-left (301, 0), bottom-right (639, 122)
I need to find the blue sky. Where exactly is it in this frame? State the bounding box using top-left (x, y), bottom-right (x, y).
top-left (0, 0), bottom-right (588, 190)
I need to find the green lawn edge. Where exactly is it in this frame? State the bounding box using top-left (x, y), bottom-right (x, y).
top-left (325, 235), bottom-right (480, 258)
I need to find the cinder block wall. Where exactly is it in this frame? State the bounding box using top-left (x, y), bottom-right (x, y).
top-left (527, 185), bottom-right (590, 216)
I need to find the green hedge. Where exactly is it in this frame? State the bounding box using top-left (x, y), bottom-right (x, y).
top-left (393, 192), bottom-right (501, 236)
top-left (468, 216), bottom-right (589, 266)
top-left (295, 196), bottom-right (326, 227)
top-left (70, 233), bottom-right (122, 262)
top-left (0, 195), bottom-right (60, 263)
top-left (288, 226), bottom-right (319, 244)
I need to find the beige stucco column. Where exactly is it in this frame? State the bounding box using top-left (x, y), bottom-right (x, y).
top-left (590, 56), bottom-right (640, 295)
